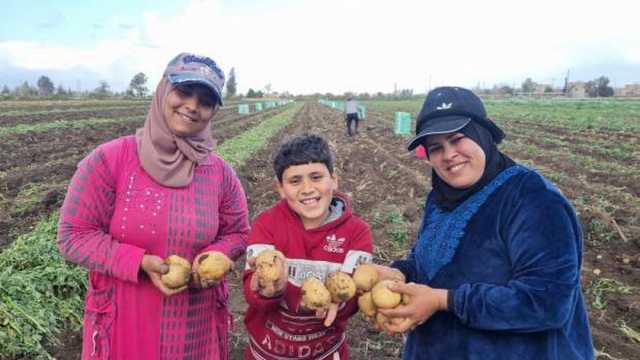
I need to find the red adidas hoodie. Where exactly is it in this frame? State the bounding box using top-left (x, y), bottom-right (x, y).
top-left (243, 192), bottom-right (373, 360)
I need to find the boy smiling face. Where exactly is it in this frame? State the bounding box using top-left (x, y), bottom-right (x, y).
top-left (276, 162), bottom-right (338, 230)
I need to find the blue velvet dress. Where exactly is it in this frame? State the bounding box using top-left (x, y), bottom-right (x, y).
top-left (392, 165), bottom-right (594, 360)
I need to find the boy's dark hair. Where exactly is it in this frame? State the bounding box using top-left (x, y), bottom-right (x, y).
top-left (273, 134), bottom-right (334, 182)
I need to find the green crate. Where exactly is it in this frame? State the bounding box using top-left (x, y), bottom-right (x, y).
top-left (238, 104), bottom-right (250, 114)
top-left (254, 102), bottom-right (263, 111)
top-left (394, 112), bottom-right (412, 135)
top-left (357, 105), bottom-right (366, 120)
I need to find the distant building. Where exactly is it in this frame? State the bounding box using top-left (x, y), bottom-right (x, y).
top-left (616, 83), bottom-right (640, 97)
top-left (533, 84), bottom-right (553, 95)
top-left (567, 81), bottom-right (587, 98)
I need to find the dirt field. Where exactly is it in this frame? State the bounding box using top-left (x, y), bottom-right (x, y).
top-left (1, 100), bottom-right (638, 359)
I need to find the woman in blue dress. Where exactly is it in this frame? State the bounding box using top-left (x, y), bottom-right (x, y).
top-left (374, 86), bottom-right (594, 360)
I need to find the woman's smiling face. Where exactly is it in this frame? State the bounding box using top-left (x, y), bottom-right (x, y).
top-left (163, 84), bottom-right (218, 137)
top-left (425, 132), bottom-right (486, 189)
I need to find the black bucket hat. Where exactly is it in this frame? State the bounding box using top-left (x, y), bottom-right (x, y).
top-left (407, 86), bottom-right (504, 150)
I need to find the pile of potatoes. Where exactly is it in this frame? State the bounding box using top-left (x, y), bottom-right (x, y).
top-left (353, 264), bottom-right (411, 330)
top-left (160, 251), bottom-right (232, 289)
top-left (299, 271), bottom-right (357, 311)
top-left (251, 252), bottom-right (408, 330)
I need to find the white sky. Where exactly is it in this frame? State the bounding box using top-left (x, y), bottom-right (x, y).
top-left (1, 0), bottom-right (639, 94)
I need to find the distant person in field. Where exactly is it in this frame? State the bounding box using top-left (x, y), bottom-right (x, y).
top-left (242, 134), bottom-right (374, 359)
top-left (371, 87), bottom-right (594, 359)
top-left (344, 96), bottom-right (360, 136)
top-left (57, 52), bottom-right (249, 360)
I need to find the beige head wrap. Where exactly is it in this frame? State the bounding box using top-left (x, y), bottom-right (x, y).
top-left (135, 78), bottom-right (215, 187)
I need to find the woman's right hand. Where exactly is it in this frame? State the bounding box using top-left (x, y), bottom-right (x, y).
top-left (141, 254), bottom-right (188, 296)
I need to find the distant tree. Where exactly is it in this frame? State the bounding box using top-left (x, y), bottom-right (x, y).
top-left (1, 85), bottom-right (9, 95)
top-left (128, 72), bottom-right (148, 97)
top-left (264, 83), bottom-right (272, 95)
top-left (93, 81), bottom-right (112, 98)
top-left (544, 85), bottom-right (554, 93)
top-left (37, 76), bottom-right (55, 96)
top-left (225, 67), bottom-right (237, 98)
top-left (521, 78), bottom-right (536, 93)
top-left (494, 85), bottom-right (515, 96)
top-left (16, 81), bottom-right (36, 97)
top-left (594, 76), bottom-right (614, 97)
top-left (56, 85), bottom-right (67, 96)
top-left (399, 89), bottom-right (413, 97)
top-left (246, 88), bottom-right (264, 98)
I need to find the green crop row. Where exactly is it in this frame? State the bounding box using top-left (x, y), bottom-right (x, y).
top-left (0, 116), bottom-right (145, 136)
top-left (0, 103), bottom-right (301, 359)
top-left (0, 104), bottom-right (147, 118)
top-left (365, 98), bottom-right (640, 131)
top-left (217, 103), bottom-right (302, 168)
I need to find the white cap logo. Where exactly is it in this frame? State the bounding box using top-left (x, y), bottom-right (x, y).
top-left (436, 102), bottom-right (453, 110)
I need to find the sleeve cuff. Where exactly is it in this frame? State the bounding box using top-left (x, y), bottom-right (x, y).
top-left (447, 289), bottom-right (454, 312)
top-left (112, 243), bottom-right (146, 283)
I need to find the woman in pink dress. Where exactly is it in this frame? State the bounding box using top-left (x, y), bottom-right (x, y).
top-left (57, 53), bottom-right (249, 360)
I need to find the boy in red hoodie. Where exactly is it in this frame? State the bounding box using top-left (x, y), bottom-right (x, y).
top-left (243, 134), bottom-right (374, 360)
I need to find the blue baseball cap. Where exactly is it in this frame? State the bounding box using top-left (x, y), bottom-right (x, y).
top-left (164, 52), bottom-right (225, 106)
top-left (407, 86), bottom-right (504, 150)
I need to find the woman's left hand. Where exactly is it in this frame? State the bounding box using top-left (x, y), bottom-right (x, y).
top-left (191, 251), bottom-right (233, 289)
top-left (378, 282), bottom-right (448, 334)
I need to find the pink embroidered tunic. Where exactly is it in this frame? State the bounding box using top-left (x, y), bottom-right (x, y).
top-left (57, 135), bottom-right (249, 360)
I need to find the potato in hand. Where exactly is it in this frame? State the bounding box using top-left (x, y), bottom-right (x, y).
top-left (161, 255), bottom-right (191, 289)
top-left (301, 277), bottom-right (331, 311)
top-left (255, 249), bottom-right (286, 286)
top-left (326, 271), bottom-right (356, 303)
top-left (197, 251), bottom-right (232, 281)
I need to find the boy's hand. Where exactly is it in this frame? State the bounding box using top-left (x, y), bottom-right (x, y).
top-left (248, 256), bottom-right (287, 298)
top-left (317, 303), bottom-right (339, 327)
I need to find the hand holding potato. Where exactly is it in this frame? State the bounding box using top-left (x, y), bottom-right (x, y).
top-left (141, 254), bottom-right (188, 296)
top-left (249, 250), bottom-right (287, 297)
top-left (368, 263), bottom-right (406, 283)
top-left (192, 251), bottom-right (233, 289)
top-left (377, 282), bottom-right (448, 334)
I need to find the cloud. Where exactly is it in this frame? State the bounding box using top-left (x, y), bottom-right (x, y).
top-left (0, 0), bottom-right (638, 93)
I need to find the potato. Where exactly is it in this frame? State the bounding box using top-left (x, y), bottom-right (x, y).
top-left (300, 277), bottom-right (331, 311)
top-left (161, 255), bottom-right (191, 289)
top-left (357, 291), bottom-right (377, 317)
top-left (197, 251), bottom-right (232, 281)
top-left (352, 264), bottom-right (379, 292)
top-left (325, 272), bottom-right (356, 303)
top-left (371, 280), bottom-right (402, 309)
top-left (255, 249), bottom-right (285, 286)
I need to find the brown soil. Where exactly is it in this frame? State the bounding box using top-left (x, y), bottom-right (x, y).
top-left (4, 100), bottom-right (638, 359)
top-left (0, 106), bottom-right (285, 249)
